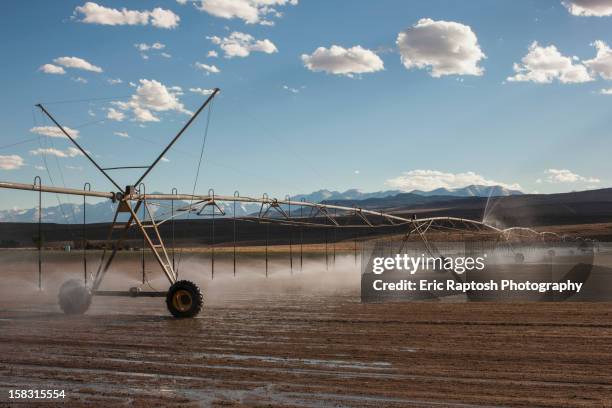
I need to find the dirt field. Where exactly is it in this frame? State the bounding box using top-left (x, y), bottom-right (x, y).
top-left (1, 253), bottom-right (612, 407)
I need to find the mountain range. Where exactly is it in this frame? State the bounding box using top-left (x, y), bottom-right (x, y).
top-left (0, 185), bottom-right (522, 224)
top-left (294, 185), bottom-right (522, 202)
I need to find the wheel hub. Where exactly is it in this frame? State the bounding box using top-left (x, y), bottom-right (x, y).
top-left (172, 289), bottom-right (193, 312)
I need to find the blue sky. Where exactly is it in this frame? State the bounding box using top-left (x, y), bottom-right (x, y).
top-left (1, 0), bottom-right (612, 210)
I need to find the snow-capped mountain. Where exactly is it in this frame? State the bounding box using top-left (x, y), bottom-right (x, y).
top-left (0, 185), bottom-right (522, 223)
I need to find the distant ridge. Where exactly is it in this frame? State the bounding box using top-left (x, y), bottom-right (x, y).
top-left (0, 184), bottom-right (522, 224)
top-left (409, 185), bottom-right (523, 198)
top-left (292, 184), bottom-right (522, 203)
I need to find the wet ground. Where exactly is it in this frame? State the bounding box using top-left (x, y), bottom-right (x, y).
top-left (1, 252), bottom-right (612, 407)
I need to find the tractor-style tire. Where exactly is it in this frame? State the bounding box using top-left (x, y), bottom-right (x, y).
top-left (58, 279), bottom-right (92, 315)
top-left (166, 280), bottom-right (203, 318)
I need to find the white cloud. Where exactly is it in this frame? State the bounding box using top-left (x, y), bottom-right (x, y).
top-left (39, 64), bottom-right (66, 75)
top-left (169, 86), bottom-right (184, 95)
top-left (111, 79), bottom-right (191, 122)
top-left (195, 62), bottom-right (221, 74)
top-left (385, 169), bottom-right (521, 191)
top-left (0, 155), bottom-right (24, 170)
top-left (34, 165), bottom-right (45, 171)
top-left (396, 18), bottom-right (485, 77)
top-left (283, 85), bottom-right (299, 93)
top-left (29, 147), bottom-right (84, 158)
top-left (207, 32), bottom-right (277, 58)
top-left (542, 169), bottom-right (600, 183)
top-left (72, 76), bottom-right (88, 84)
top-left (150, 7), bottom-right (181, 28)
top-left (584, 40), bottom-right (612, 80)
top-left (207, 50), bottom-right (219, 58)
top-left (354, 170), bottom-right (360, 175)
top-left (161, 52), bottom-right (172, 58)
top-left (195, 0), bottom-right (297, 25)
top-left (30, 126), bottom-right (80, 139)
top-left (189, 87), bottom-right (215, 95)
top-left (600, 87), bottom-right (612, 94)
top-left (135, 42), bottom-right (165, 51)
top-left (161, 157), bottom-right (170, 162)
top-left (53, 56), bottom-right (103, 73)
top-left (74, 2), bottom-right (147, 25)
top-left (507, 42), bottom-right (592, 84)
top-left (562, 0), bottom-right (612, 16)
top-left (114, 131), bottom-right (129, 138)
top-left (108, 78), bottom-right (122, 85)
top-left (107, 107), bottom-right (125, 121)
top-left (74, 2), bottom-right (180, 29)
top-left (65, 165), bottom-right (83, 171)
top-left (301, 45), bottom-right (384, 77)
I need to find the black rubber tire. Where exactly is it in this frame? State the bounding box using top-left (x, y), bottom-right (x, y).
top-left (58, 279), bottom-right (92, 315)
top-left (166, 280), bottom-right (203, 318)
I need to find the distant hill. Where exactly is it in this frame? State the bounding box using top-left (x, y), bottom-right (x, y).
top-left (0, 184), bottom-right (521, 224)
top-left (291, 189), bottom-right (402, 203)
top-left (410, 185), bottom-right (523, 197)
top-left (325, 187), bottom-right (612, 230)
top-left (322, 193), bottom-right (466, 211)
top-left (3, 187), bottom-right (612, 246)
top-left (293, 185), bottom-right (522, 203)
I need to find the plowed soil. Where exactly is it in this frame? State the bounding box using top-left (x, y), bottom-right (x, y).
top-left (0, 253), bottom-right (611, 407)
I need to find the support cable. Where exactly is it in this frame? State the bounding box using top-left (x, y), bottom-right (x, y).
top-left (175, 98), bottom-right (215, 276)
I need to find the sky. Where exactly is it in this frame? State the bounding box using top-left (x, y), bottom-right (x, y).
top-left (1, 0), bottom-right (612, 210)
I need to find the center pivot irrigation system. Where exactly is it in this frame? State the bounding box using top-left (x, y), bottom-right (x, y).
top-left (0, 88), bottom-right (578, 318)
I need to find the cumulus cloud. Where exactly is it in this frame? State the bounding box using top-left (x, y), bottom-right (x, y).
top-left (0, 155), bottom-right (24, 170)
top-left (111, 79), bottom-right (190, 122)
top-left (30, 126), bottom-right (80, 139)
top-left (283, 85), bottom-right (299, 93)
top-left (507, 42), bottom-right (592, 83)
top-left (301, 45), bottom-right (384, 77)
top-left (207, 32), bottom-right (277, 58)
top-left (29, 147), bottom-right (83, 158)
top-left (53, 56), bottom-right (103, 73)
top-left (541, 169), bottom-right (600, 183)
top-left (189, 87), bottom-right (215, 95)
top-left (207, 50), bottom-right (219, 58)
top-left (72, 76), bottom-right (88, 84)
top-left (584, 40), bottom-right (612, 79)
top-left (385, 169), bottom-right (521, 191)
top-left (600, 87), bottom-right (612, 94)
top-left (74, 2), bottom-right (180, 29)
top-left (195, 0), bottom-right (297, 25)
top-left (135, 43), bottom-right (170, 59)
top-left (396, 18), bottom-right (485, 77)
top-left (108, 78), bottom-right (122, 85)
top-left (114, 131), bottom-right (129, 138)
top-left (39, 64), bottom-right (66, 75)
top-left (195, 62), bottom-right (221, 74)
top-left (107, 107), bottom-right (125, 121)
top-left (135, 42), bottom-right (165, 52)
top-left (562, 0), bottom-right (612, 16)
top-left (150, 8), bottom-right (180, 28)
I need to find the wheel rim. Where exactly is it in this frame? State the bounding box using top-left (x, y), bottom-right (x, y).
top-left (172, 289), bottom-right (193, 312)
